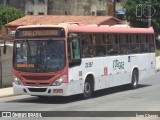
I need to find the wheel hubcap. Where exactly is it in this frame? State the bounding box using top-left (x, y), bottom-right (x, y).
top-left (84, 82), bottom-right (91, 94)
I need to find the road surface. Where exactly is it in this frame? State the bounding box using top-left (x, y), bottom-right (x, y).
top-left (1, 72), bottom-right (160, 120)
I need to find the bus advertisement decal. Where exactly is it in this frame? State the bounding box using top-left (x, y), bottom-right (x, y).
top-left (113, 59), bottom-right (124, 70)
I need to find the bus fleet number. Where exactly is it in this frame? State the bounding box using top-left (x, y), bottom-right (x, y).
top-left (85, 62), bottom-right (93, 68)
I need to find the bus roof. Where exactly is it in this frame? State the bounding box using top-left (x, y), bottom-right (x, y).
top-left (16, 25), bottom-right (154, 34)
top-left (67, 26), bottom-right (154, 34)
top-left (16, 25), bottom-right (68, 29)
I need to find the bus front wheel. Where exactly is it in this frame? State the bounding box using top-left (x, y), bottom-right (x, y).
top-left (130, 70), bottom-right (138, 89)
top-left (82, 80), bottom-right (92, 99)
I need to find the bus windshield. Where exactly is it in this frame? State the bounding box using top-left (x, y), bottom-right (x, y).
top-left (13, 40), bottom-right (66, 73)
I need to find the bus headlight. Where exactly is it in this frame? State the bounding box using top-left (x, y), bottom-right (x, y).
top-left (52, 75), bottom-right (67, 86)
top-left (13, 75), bottom-right (23, 85)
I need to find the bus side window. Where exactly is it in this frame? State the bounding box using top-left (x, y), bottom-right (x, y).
top-left (140, 35), bottom-right (149, 53)
top-left (107, 34), bottom-right (118, 55)
top-left (81, 34), bottom-right (94, 58)
top-left (119, 34), bottom-right (129, 55)
top-left (95, 34), bottom-right (106, 56)
top-left (149, 35), bottom-right (155, 52)
top-left (130, 34), bottom-right (140, 54)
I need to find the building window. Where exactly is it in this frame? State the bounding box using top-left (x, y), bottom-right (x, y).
top-left (38, 12), bottom-right (44, 15)
top-left (38, 0), bottom-right (45, 4)
top-left (28, 12), bottom-right (33, 15)
top-left (91, 11), bottom-right (95, 16)
top-left (65, 11), bottom-right (68, 15)
top-left (6, 0), bottom-right (9, 5)
top-left (28, 0), bottom-right (34, 4)
top-left (96, 10), bottom-right (107, 16)
top-left (64, 0), bottom-right (69, 3)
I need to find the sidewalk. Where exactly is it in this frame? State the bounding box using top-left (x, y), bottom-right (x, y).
top-left (0, 87), bottom-right (14, 98)
top-left (156, 56), bottom-right (160, 71)
top-left (1, 57), bottom-right (160, 98)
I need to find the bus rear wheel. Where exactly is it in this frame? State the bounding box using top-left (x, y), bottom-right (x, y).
top-left (82, 80), bottom-right (92, 99)
top-left (130, 70), bottom-right (138, 89)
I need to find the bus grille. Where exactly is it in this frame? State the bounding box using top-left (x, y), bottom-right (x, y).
top-left (21, 75), bottom-right (53, 80)
top-left (28, 88), bottom-right (47, 92)
top-left (26, 82), bottom-right (50, 86)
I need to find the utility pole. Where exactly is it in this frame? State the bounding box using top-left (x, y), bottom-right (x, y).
top-left (113, 0), bottom-right (116, 17)
top-left (148, 0), bottom-right (151, 27)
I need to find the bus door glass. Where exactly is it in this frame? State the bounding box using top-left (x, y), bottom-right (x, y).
top-left (68, 34), bottom-right (81, 67)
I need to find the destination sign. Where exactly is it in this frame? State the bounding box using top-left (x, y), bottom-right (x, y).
top-left (22, 30), bottom-right (59, 36)
top-left (15, 28), bottom-right (65, 38)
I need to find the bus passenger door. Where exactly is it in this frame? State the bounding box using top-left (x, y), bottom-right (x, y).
top-left (68, 36), bottom-right (82, 95)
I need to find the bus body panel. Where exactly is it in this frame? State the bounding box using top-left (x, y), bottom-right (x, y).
top-left (68, 53), bottom-right (155, 95)
top-left (12, 25), bottom-right (156, 97)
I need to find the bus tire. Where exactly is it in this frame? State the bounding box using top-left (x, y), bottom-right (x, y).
top-left (130, 70), bottom-right (138, 89)
top-left (82, 79), bottom-right (93, 99)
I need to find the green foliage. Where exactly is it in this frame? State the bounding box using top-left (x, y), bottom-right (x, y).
top-left (0, 5), bottom-right (24, 27)
top-left (124, 0), bottom-right (160, 34)
top-left (156, 49), bottom-right (160, 56)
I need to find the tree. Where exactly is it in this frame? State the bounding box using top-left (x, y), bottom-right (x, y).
top-left (124, 0), bottom-right (160, 34)
top-left (0, 6), bottom-right (24, 28)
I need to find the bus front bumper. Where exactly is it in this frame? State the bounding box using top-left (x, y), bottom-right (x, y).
top-left (12, 82), bottom-right (69, 96)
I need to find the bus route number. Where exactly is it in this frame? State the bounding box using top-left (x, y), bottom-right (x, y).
top-left (85, 62), bottom-right (93, 68)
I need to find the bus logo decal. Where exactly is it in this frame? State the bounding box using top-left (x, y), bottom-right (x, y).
top-left (113, 59), bottom-right (124, 70)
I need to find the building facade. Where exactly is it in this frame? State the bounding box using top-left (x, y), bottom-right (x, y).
top-left (48, 0), bottom-right (109, 16)
top-left (0, 0), bottom-right (124, 16)
top-left (0, 0), bottom-right (25, 11)
top-left (25, 0), bottom-right (48, 15)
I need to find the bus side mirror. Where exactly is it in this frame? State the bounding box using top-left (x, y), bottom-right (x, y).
top-left (3, 41), bottom-right (6, 54)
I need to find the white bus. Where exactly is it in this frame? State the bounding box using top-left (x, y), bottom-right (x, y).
top-left (12, 25), bottom-right (155, 99)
